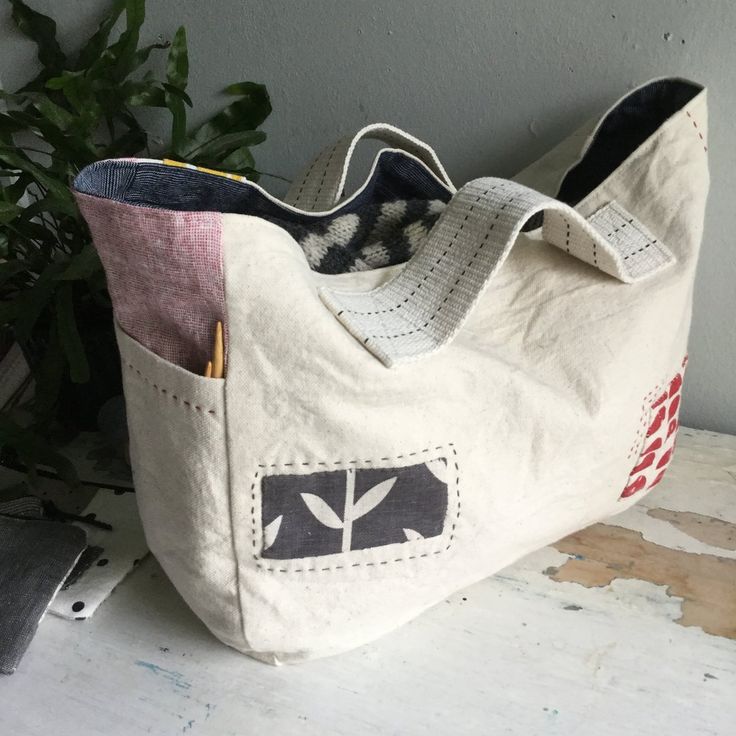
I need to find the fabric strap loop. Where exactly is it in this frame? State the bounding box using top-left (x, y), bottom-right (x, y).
top-left (320, 177), bottom-right (674, 367)
top-left (284, 123), bottom-right (454, 212)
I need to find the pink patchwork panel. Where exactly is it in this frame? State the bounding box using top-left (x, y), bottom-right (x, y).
top-left (621, 356), bottom-right (687, 499)
top-left (75, 192), bottom-right (225, 374)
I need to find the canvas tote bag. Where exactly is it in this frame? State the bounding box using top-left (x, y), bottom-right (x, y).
top-left (73, 77), bottom-right (708, 664)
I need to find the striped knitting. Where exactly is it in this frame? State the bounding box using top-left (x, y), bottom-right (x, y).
top-left (263, 198), bottom-right (447, 274)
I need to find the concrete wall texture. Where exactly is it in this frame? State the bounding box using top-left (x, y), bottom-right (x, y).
top-left (2, 1), bottom-right (734, 433)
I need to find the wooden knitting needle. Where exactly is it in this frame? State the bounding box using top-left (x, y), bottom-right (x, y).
top-left (204, 361), bottom-right (213, 378)
top-left (212, 321), bottom-right (224, 379)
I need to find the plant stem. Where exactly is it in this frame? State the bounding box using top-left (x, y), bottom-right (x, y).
top-left (258, 170), bottom-right (291, 183)
top-left (182, 131), bottom-right (230, 159)
top-left (15, 146), bottom-right (70, 164)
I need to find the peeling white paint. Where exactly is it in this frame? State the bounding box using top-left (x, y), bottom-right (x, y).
top-left (2, 428), bottom-right (733, 735)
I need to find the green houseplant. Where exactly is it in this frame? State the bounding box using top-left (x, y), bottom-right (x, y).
top-left (0, 0), bottom-right (272, 485)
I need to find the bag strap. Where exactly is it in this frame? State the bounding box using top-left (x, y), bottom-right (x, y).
top-left (284, 123), bottom-right (454, 212)
top-left (320, 177), bottom-right (674, 367)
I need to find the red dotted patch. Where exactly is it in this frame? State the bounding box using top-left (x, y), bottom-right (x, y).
top-left (620, 356), bottom-right (687, 499)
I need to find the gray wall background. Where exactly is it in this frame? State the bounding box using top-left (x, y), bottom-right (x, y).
top-left (2, 0), bottom-right (734, 433)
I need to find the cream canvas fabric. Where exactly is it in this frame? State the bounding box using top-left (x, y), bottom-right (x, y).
top-left (75, 77), bottom-right (709, 664)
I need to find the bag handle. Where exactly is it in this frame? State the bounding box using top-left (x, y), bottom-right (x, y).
top-left (284, 123), bottom-right (454, 212)
top-left (320, 177), bottom-right (675, 367)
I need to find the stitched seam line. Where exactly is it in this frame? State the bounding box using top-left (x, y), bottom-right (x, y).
top-left (364, 191), bottom-right (520, 341)
top-left (611, 215), bottom-right (659, 260)
top-left (600, 209), bottom-right (660, 263)
top-left (291, 154), bottom-right (319, 205)
top-left (259, 444), bottom-right (445, 467)
top-left (249, 469), bottom-right (260, 562)
top-left (292, 142), bottom-right (339, 206)
top-left (619, 357), bottom-right (687, 502)
top-left (626, 385), bottom-right (662, 460)
top-left (252, 444), bottom-right (460, 573)
top-left (623, 242), bottom-right (655, 260)
top-left (342, 182), bottom-right (507, 317)
top-left (561, 213), bottom-right (598, 266)
top-left (605, 221), bottom-right (628, 238)
top-left (222, 354), bottom-right (247, 650)
top-left (125, 362), bottom-right (217, 415)
top-left (685, 110), bottom-right (708, 153)
top-left (313, 144), bottom-right (340, 202)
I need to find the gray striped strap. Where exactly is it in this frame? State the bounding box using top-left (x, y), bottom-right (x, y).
top-left (284, 123), bottom-right (454, 212)
top-left (320, 178), bottom-right (674, 367)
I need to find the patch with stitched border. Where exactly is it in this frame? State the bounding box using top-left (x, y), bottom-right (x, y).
top-left (260, 458), bottom-right (449, 559)
top-left (621, 356), bottom-right (687, 499)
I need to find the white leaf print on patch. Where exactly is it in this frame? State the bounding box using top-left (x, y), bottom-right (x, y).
top-left (301, 493), bottom-right (344, 529)
top-left (403, 528), bottom-right (424, 541)
top-left (425, 458), bottom-right (447, 484)
top-left (263, 515), bottom-right (283, 551)
top-left (351, 477), bottom-right (397, 520)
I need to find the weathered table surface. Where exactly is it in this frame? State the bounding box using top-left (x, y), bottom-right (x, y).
top-left (1, 427), bottom-right (734, 736)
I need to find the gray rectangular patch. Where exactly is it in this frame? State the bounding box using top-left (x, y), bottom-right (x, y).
top-left (260, 457), bottom-right (450, 560)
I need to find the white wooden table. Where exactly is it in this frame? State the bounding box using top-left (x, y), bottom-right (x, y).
top-left (1, 427), bottom-right (734, 736)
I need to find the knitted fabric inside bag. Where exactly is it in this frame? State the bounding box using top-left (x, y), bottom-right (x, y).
top-left (76, 150), bottom-right (451, 274)
top-left (264, 197), bottom-right (446, 273)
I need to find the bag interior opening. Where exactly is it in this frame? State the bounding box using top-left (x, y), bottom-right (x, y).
top-left (74, 77), bottom-right (702, 274)
top-left (74, 150), bottom-right (452, 275)
top-left (556, 77), bottom-right (702, 206)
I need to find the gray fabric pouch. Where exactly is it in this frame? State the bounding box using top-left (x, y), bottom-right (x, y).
top-left (0, 515), bottom-right (86, 674)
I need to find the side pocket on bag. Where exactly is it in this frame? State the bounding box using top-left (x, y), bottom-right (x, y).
top-left (114, 324), bottom-right (243, 648)
top-left (620, 356), bottom-right (687, 500)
